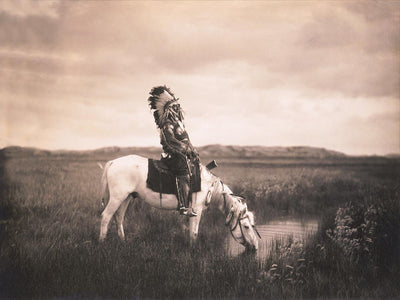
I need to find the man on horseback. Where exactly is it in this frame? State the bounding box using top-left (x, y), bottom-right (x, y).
top-left (148, 86), bottom-right (199, 217)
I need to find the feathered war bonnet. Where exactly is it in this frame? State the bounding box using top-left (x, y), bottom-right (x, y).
top-left (148, 86), bottom-right (184, 128)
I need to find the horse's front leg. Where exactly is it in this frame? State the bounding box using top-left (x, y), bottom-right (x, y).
top-left (188, 207), bottom-right (203, 246)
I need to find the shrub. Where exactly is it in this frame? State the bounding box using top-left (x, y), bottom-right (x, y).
top-left (327, 185), bottom-right (400, 270)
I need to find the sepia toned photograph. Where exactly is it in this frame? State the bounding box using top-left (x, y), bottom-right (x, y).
top-left (0, 1), bottom-right (399, 299)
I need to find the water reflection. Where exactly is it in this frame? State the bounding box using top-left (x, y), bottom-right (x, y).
top-left (226, 217), bottom-right (319, 259)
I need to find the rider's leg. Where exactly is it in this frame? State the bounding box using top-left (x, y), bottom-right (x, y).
top-left (176, 174), bottom-right (190, 209)
top-left (176, 174), bottom-right (197, 217)
top-left (170, 154), bottom-right (197, 217)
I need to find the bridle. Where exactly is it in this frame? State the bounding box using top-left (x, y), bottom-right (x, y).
top-left (210, 178), bottom-right (262, 245)
top-left (226, 202), bottom-right (262, 245)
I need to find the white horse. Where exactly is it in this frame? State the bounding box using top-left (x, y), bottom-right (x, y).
top-left (99, 154), bottom-right (259, 251)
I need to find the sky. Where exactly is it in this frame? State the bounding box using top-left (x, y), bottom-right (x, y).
top-left (1, 0), bottom-right (399, 155)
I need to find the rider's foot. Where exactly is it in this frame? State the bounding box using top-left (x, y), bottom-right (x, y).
top-left (179, 207), bottom-right (197, 217)
top-left (184, 207), bottom-right (198, 217)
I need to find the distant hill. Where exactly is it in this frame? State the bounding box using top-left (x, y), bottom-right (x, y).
top-left (1, 145), bottom-right (399, 163)
top-left (198, 144), bottom-right (347, 159)
top-left (2, 145), bottom-right (398, 171)
top-left (385, 153), bottom-right (400, 159)
top-left (1, 144), bottom-right (349, 159)
top-left (0, 146), bottom-right (53, 157)
top-left (0, 145), bottom-right (159, 159)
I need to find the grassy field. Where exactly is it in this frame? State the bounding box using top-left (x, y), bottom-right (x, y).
top-left (0, 150), bottom-right (399, 299)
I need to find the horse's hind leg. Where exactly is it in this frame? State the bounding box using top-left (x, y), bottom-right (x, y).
top-left (115, 197), bottom-right (131, 241)
top-left (99, 195), bottom-right (125, 242)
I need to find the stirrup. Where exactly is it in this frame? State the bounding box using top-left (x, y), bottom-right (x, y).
top-left (179, 207), bottom-right (188, 215)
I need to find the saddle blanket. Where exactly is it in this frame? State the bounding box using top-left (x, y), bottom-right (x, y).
top-left (146, 159), bottom-right (201, 195)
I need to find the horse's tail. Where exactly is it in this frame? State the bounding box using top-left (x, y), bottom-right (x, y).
top-left (99, 160), bottom-right (113, 214)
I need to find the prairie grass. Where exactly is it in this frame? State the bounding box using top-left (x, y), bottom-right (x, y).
top-left (0, 153), bottom-right (399, 299)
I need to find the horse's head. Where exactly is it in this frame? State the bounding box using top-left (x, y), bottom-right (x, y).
top-left (224, 194), bottom-right (259, 252)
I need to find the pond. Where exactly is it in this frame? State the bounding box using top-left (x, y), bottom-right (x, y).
top-left (226, 217), bottom-right (319, 259)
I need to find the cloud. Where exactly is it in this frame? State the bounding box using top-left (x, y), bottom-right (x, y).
top-left (2, 1), bottom-right (398, 98)
top-left (0, 0), bottom-right (60, 19)
top-left (111, 1), bottom-right (398, 99)
top-left (0, 1), bottom-right (399, 154)
top-left (0, 12), bottom-right (60, 50)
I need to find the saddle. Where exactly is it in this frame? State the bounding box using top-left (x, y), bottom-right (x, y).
top-left (146, 158), bottom-right (201, 195)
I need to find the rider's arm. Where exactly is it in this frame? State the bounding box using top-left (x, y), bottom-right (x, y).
top-left (162, 124), bottom-right (188, 153)
top-left (187, 139), bottom-right (199, 158)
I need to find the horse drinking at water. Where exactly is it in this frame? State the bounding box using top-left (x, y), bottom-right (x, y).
top-left (99, 154), bottom-right (259, 251)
